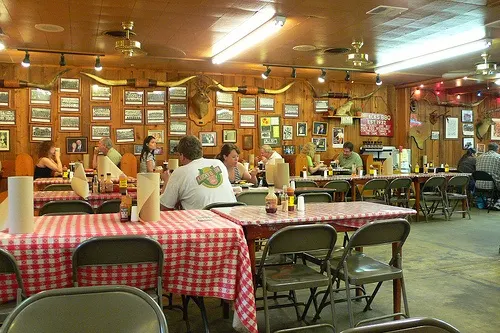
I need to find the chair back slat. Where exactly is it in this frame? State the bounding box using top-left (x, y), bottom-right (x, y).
top-left (362, 179), bottom-right (389, 191)
top-left (346, 219), bottom-right (410, 249)
top-left (298, 192), bottom-right (332, 203)
top-left (96, 199), bottom-right (121, 214)
top-left (43, 184), bottom-right (73, 191)
top-left (422, 176), bottom-right (446, 190)
top-left (338, 317), bottom-right (460, 333)
top-left (294, 180), bottom-right (319, 188)
top-left (447, 175), bottom-right (469, 188)
top-left (387, 178), bottom-right (412, 190)
top-left (39, 200), bottom-right (94, 216)
top-left (237, 191), bottom-right (267, 205)
top-left (323, 180), bottom-right (351, 192)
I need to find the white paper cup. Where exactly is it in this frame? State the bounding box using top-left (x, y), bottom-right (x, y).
top-left (358, 170), bottom-right (364, 177)
top-left (55, 147), bottom-right (61, 153)
top-left (130, 206), bottom-right (139, 222)
top-left (297, 196), bottom-right (305, 211)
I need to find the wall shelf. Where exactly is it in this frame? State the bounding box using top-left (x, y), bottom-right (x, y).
top-left (322, 115), bottom-right (362, 119)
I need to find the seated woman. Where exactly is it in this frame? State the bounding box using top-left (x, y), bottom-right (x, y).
top-left (458, 147), bottom-right (476, 192)
top-left (301, 142), bottom-right (325, 175)
top-left (217, 143), bottom-right (258, 185)
top-left (34, 141), bottom-right (63, 179)
top-left (139, 136), bottom-right (157, 173)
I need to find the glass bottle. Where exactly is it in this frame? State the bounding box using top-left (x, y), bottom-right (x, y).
top-left (423, 163), bottom-right (429, 173)
top-left (105, 172), bottom-right (113, 193)
top-left (444, 163), bottom-right (449, 173)
top-left (280, 185), bottom-right (288, 212)
top-left (265, 186), bottom-right (278, 214)
top-left (62, 165), bottom-right (68, 179)
top-left (119, 173), bottom-right (128, 195)
top-left (351, 164), bottom-right (357, 177)
top-left (120, 194), bottom-right (129, 222)
top-left (414, 163), bottom-right (420, 173)
top-left (301, 166), bottom-right (308, 178)
top-left (328, 165), bottom-right (333, 176)
top-left (92, 175), bottom-right (99, 194)
top-left (287, 185), bottom-right (295, 212)
top-left (99, 174), bottom-right (105, 193)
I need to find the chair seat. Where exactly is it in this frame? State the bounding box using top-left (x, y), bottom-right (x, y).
top-left (302, 246), bottom-right (345, 266)
top-left (337, 253), bottom-right (403, 285)
top-left (422, 194), bottom-right (444, 201)
top-left (264, 264), bottom-right (330, 292)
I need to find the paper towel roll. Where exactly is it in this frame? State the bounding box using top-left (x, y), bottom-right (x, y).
top-left (422, 155), bottom-right (427, 165)
top-left (275, 158), bottom-right (284, 165)
top-left (274, 163), bottom-right (290, 189)
top-left (98, 155), bottom-right (122, 178)
top-left (83, 154), bottom-right (90, 169)
top-left (137, 173), bottom-right (160, 222)
top-left (266, 164), bottom-right (276, 185)
top-left (8, 176), bottom-right (34, 234)
top-left (168, 159), bottom-right (179, 171)
top-left (314, 154), bottom-right (321, 164)
top-left (71, 163), bottom-right (89, 199)
top-left (382, 156), bottom-right (393, 176)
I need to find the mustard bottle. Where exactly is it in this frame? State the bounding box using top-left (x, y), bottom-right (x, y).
top-left (444, 163), bottom-right (449, 173)
top-left (414, 163), bottom-right (420, 173)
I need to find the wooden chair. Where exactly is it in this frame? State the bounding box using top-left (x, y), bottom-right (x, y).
top-left (120, 152), bottom-right (137, 177)
top-left (294, 154), bottom-right (309, 176)
top-left (15, 153), bottom-right (34, 176)
top-left (360, 154), bottom-right (374, 175)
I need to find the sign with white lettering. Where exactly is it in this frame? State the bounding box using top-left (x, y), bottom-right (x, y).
top-left (360, 112), bottom-right (393, 137)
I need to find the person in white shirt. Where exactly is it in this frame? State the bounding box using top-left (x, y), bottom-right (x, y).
top-left (259, 145), bottom-right (282, 165)
top-left (160, 135), bottom-right (236, 210)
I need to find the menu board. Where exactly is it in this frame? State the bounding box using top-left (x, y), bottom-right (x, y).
top-left (360, 112), bottom-right (393, 137)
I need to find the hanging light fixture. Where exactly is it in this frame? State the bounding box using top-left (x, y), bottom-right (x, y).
top-left (94, 56), bottom-right (102, 71)
top-left (59, 53), bottom-right (66, 66)
top-left (318, 69), bottom-right (326, 83)
top-left (344, 71), bottom-right (351, 81)
top-left (375, 74), bottom-right (382, 86)
top-left (477, 90), bottom-right (482, 97)
top-left (21, 51), bottom-right (30, 68)
top-left (291, 67), bottom-right (297, 78)
top-left (261, 66), bottom-right (271, 79)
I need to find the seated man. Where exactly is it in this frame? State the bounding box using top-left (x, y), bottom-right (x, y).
top-left (92, 137), bottom-right (122, 168)
top-left (337, 141), bottom-right (363, 171)
top-left (476, 142), bottom-right (500, 190)
top-left (259, 145), bottom-right (282, 165)
top-left (160, 135), bottom-right (236, 210)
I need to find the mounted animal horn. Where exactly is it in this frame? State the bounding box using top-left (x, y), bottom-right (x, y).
top-left (80, 72), bottom-right (197, 88)
top-left (0, 69), bottom-right (70, 90)
top-left (210, 79), bottom-right (295, 95)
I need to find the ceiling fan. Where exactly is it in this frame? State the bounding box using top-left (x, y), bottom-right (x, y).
top-left (345, 40), bottom-right (373, 67)
top-left (114, 21), bottom-right (147, 57)
top-left (442, 53), bottom-right (499, 81)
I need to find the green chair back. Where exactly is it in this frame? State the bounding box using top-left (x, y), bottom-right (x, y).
top-left (338, 317), bottom-right (460, 333)
top-left (323, 180), bottom-right (351, 192)
top-left (294, 180), bottom-right (319, 188)
top-left (0, 248), bottom-right (27, 324)
top-left (237, 191), bottom-right (267, 205)
top-left (203, 201), bottom-right (247, 210)
top-left (298, 192), bottom-right (332, 203)
top-left (39, 200), bottom-right (94, 216)
top-left (96, 199), bottom-right (121, 214)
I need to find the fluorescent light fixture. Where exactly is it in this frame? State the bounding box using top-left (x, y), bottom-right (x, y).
top-left (212, 15), bottom-right (286, 64)
top-left (375, 39), bottom-right (491, 74)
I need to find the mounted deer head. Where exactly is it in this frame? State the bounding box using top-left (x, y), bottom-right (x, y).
top-left (190, 78), bottom-right (212, 120)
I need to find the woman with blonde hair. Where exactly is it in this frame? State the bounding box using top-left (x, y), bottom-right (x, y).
top-left (34, 140), bottom-right (63, 179)
top-left (301, 142), bottom-right (325, 175)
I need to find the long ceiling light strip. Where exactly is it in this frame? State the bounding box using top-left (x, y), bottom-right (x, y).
top-left (375, 39), bottom-right (491, 74)
top-left (212, 15), bottom-right (286, 64)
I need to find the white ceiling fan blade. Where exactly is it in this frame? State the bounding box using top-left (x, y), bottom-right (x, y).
top-left (442, 71), bottom-right (473, 79)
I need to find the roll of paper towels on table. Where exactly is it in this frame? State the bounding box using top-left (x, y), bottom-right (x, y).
top-left (8, 176), bottom-right (34, 234)
top-left (137, 173), bottom-right (160, 222)
top-left (168, 159), bottom-right (179, 171)
top-left (274, 163), bottom-right (290, 189)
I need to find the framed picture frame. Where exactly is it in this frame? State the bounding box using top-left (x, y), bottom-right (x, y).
top-left (259, 116), bottom-right (281, 147)
top-left (216, 108), bottom-right (234, 124)
top-left (0, 129), bottom-right (10, 151)
top-left (169, 120), bottom-right (188, 136)
top-left (313, 121), bottom-right (328, 136)
top-left (431, 131), bottom-right (440, 140)
top-left (0, 91), bottom-right (9, 107)
top-left (462, 123), bottom-right (474, 136)
top-left (169, 103), bottom-right (188, 118)
top-left (169, 139), bottom-right (180, 154)
top-left (123, 108), bottom-right (143, 124)
top-left (124, 90), bottom-right (144, 106)
top-left (283, 125), bottom-right (293, 140)
top-left (259, 97), bottom-right (275, 111)
top-left (239, 114), bottom-right (256, 128)
top-left (314, 99), bottom-right (329, 113)
top-left (332, 127), bottom-right (345, 148)
top-left (91, 85), bottom-right (112, 101)
top-left (66, 137), bottom-right (88, 154)
top-left (133, 144), bottom-right (142, 155)
top-left (59, 115), bottom-right (80, 131)
top-left (216, 91), bottom-right (234, 107)
top-left (312, 137), bottom-right (327, 152)
top-left (90, 125), bottom-right (111, 141)
top-left (0, 109), bottom-right (15, 125)
top-left (91, 105), bottom-right (111, 121)
top-left (223, 129), bottom-right (237, 143)
top-left (30, 125), bottom-right (52, 142)
top-left (30, 88), bottom-right (51, 105)
top-left (283, 104), bottom-right (299, 118)
top-left (60, 96), bottom-right (80, 112)
top-left (243, 135), bottom-right (253, 150)
top-left (461, 109), bottom-right (473, 123)
top-left (477, 143), bottom-right (486, 154)
top-left (297, 122), bottom-right (307, 137)
top-left (115, 128), bottom-right (135, 143)
top-left (200, 131), bottom-right (217, 147)
top-left (283, 145), bottom-right (295, 155)
top-left (491, 118), bottom-right (500, 140)
top-left (463, 137), bottom-right (474, 150)
top-left (30, 107), bottom-right (51, 123)
top-left (148, 129), bottom-right (165, 144)
top-left (60, 78), bottom-right (80, 93)
top-left (146, 90), bottom-right (166, 106)
top-left (240, 96), bottom-right (256, 111)
top-left (444, 117), bottom-right (459, 139)
top-left (146, 109), bottom-right (165, 124)
top-left (168, 86), bottom-right (187, 100)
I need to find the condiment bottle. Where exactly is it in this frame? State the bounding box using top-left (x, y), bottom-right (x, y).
top-left (444, 163), bottom-right (449, 173)
top-left (301, 166), bottom-right (308, 178)
top-left (120, 195), bottom-right (129, 222)
top-left (351, 164), bottom-right (357, 177)
top-left (414, 163), bottom-right (420, 173)
top-left (105, 172), bottom-right (113, 193)
top-left (119, 173), bottom-right (128, 195)
top-left (423, 164), bottom-right (429, 173)
top-left (287, 185), bottom-right (295, 211)
top-left (99, 174), bottom-right (105, 193)
top-left (265, 186), bottom-right (278, 214)
top-left (280, 185), bottom-right (288, 212)
top-left (62, 165), bottom-right (68, 179)
top-left (92, 175), bottom-right (99, 194)
top-left (328, 165), bottom-right (333, 176)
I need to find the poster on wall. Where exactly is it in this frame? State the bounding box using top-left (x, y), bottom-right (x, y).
top-left (445, 117), bottom-right (459, 139)
top-left (332, 127), bottom-right (345, 148)
top-left (360, 113), bottom-right (393, 137)
top-left (259, 116), bottom-right (281, 147)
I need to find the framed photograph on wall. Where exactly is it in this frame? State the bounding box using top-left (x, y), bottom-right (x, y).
top-left (313, 121), bottom-right (328, 135)
top-left (169, 120), bottom-right (188, 136)
top-left (133, 144), bottom-right (142, 155)
top-left (314, 99), bottom-right (329, 113)
top-left (91, 85), bottom-right (111, 101)
top-left (115, 128), bottom-right (135, 143)
top-left (239, 114), bottom-right (256, 128)
top-left (444, 117), bottom-right (459, 139)
top-left (30, 107), bottom-right (51, 123)
top-left (168, 86), bottom-right (187, 100)
top-left (332, 127), bottom-right (345, 148)
top-left (60, 78), bottom-right (80, 93)
top-left (461, 109), bottom-right (473, 123)
top-left (283, 104), bottom-right (299, 118)
top-left (146, 109), bottom-right (165, 124)
top-left (0, 109), bottom-right (15, 125)
top-left (60, 96), bottom-right (80, 112)
top-left (462, 123), bottom-right (474, 136)
top-left (66, 137), bottom-right (87, 154)
top-left (124, 90), bottom-right (144, 105)
top-left (243, 135), bottom-right (253, 150)
top-left (200, 131), bottom-right (217, 147)
top-left (431, 131), bottom-right (440, 140)
top-left (169, 103), bottom-right (187, 118)
top-left (283, 125), bottom-right (293, 140)
top-left (60, 115), bottom-right (80, 131)
top-left (259, 97), bottom-right (275, 111)
top-left (30, 125), bottom-right (52, 142)
top-left (223, 129), bottom-right (237, 143)
top-left (91, 106), bottom-right (111, 121)
top-left (491, 118), bottom-right (500, 140)
top-left (463, 137), bottom-right (474, 150)
top-left (0, 91), bottom-right (9, 107)
top-left (90, 125), bottom-right (111, 141)
top-left (123, 108), bottom-right (143, 124)
top-left (240, 96), bottom-right (256, 111)
top-left (30, 88), bottom-right (52, 105)
top-left (216, 108), bottom-right (234, 124)
top-left (147, 129), bottom-right (165, 144)
top-left (297, 122), bottom-right (307, 137)
top-left (146, 90), bottom-right (166, 105)
top-left (477, 143), bottom-right (486, 154)
top-left (169, 139), bottom-right (180, 154)
top-left (216, 91), bottom-right (234, 107)
top-left (0, 129), bottom-right (10, 151)
top-left (283, 145), bottom-right (295, 155)
top-left (312, 137), bottom-right (327, 152)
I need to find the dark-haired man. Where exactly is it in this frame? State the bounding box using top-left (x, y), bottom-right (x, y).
top-left (160, 135), bottom-right (236, 210)
top-left (337, 141), bottom-right (363, 171)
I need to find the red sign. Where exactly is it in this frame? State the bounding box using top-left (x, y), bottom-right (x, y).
top-left (360, 112), bottom-right (393, 137)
